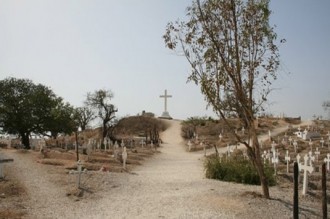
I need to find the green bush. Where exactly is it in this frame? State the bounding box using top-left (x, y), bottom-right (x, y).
top-left (204, 155), bottom-right (276, 186)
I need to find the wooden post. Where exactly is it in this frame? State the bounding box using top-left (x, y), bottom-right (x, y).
top-left (293, 162), bottom-right (299, 219)
top-left (322, 163), bottom-right (327, 219)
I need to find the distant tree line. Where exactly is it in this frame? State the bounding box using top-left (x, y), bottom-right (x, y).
top-left (0, 77), bottom-right (117, 149)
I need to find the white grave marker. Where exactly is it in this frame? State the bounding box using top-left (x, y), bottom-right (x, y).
top-left (320, 137), bottom-right (325, 148)
top-left (122, 147), bottom-right (128, 169)
top-left (314, 147), bottom-right (320, 162)
top-left (69, 160), bottom-right (87, 188)
top-left (285, 150), bottom-right (290, 173)
top-left (188, 140), bottom-right (192, 151)
top-left (293, 140), bottom-right (298, 153)
top-left (300, 154), bottom-right (314, 195)
top-left (324, 153), bottom-right (330, 171)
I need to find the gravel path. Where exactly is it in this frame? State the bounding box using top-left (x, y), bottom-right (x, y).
top-left (2, 119), bottom-right (325, 218)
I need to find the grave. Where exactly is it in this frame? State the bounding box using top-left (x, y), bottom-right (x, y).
top-left (285, 150), bottom-right (290, 173)
top-left (324, 154), bottom-right (330, 171)
top-left (300, 154), bottom-right (314, 195)
top-left (122, 147), bottom-right (128, 169)
top-left (69, 160), bottom-right (87, 188)
top-left (159, 89), bottom-right (173, 119)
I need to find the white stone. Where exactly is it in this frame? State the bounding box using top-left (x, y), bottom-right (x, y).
top-left (122, 147), bottom-right (128, 169)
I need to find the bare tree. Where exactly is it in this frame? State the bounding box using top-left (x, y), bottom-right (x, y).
top-left (164, 0), bottom-right (283, 199)
top-left (85, 89), bottom-right (117, 144)
top-left (75, 106), bottom-right (96, 131)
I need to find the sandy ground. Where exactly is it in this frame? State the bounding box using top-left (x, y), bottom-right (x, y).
top-left (1, 119), bottom-right (326, 219)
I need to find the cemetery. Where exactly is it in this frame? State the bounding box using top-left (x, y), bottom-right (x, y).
top-left (0, 116), bottom-right (329, 218)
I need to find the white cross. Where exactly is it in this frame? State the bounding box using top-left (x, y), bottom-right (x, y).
top-left (159, 89), bottom-right (172, 113)
top-left (320, 137), bottom-right (325, 148)
top-left (314, 147), bottom-right (320, 162)
top-left (296, 154), bottom-right (301, 170)
top-left (121, 140), bottom-right (125, 147)
top-left (122, 147), bottom-right (128, 169)
top-left (324, 153), bottom-right (330, 171)
top-left (289, 136), bottom-right (293, 145)
top-left (293, 140), bottom-right (298, 153)
top-left (267, 150), bottom-right (271, 163)
top-left (219, 133), bottom-right (223, 141)
top-left (268, 130), bottom-right (271, 140)
top-left (300, 154), bottom-right (314, 195)
top-left (308, 151), bottom-right (315, 166)
top-left (140, 139), bottom-right (146, 148)
top-left (285, 150), bottom-right (290, 173)
top-left (272, 150), bottom-right (279, 175)
top-left (271, 141), bottom-right (276, 154)
top-left (241, 127), bottom-right (245, 135)
top-left (69, 160), bottom-right (87, 188)
top-left (298, 126), bottom-right (301, 132)
top-left (262, 151), bottom-right (267, 164)
top-left (188, 140), bottom-right (192, 151)
top-left (308, 139), bottom-right (313, 150)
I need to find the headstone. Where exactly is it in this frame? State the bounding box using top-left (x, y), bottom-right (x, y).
top-left (159, 89), bottom-right (173, 119)
top-left (285, 150), bottom-right (290, 173)
top-left (293, 140), bottom-right (298, 153)
top-left (308, 151), bottom-right (315, 166)
top-left (309, 139), bottom-right (313, 151)
top-left (188, 140), bottom-right (192, 152)
top-left (315, 147), bottom-right (320, 162)
top-left (320, 137), bottom-right (325, 148)
top-left (324, 153), bottom-right (330, 171)
top-left (262, 151), bottom-right (267, 164)
top-left (300, 154), bottom-right (314, 195)
top-left (69, 160), bottom-right (87, 188)
top-left (122, 147), bottom-right (128, 169)
top-left (272, 149), bottom-right (279, 175)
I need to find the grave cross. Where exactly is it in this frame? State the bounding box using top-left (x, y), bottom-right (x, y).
top-left (324, 153), bottom-right (330, 171)
top-left (271, 141), bottom-right (276, 154)
top-left (300, 154), bottom-right (314, 195)
top-left (271, 150), bottom-right (279, 175)
top-left (320, 137), bottom-right (325, 148)
top-left (0, 157), bottom-right (14, 178)
top-left (309, 139), bottom-right (313, 151)
top-left (308, 151), bottom-right (315, 166)
top-left (159, 89), bottom-right (172, 113)
top-left (293, 140), bottom-right (298, 153)
top-left (122, 147), bottom-right (128, 169)
top-left (296, 154), bottom-right (301, 170)
top-left (314, 147), bottom-right (320, 162)
top-left (262, 151), bottom-right (267, 164)
top-left (285, 150), bottom-right (290, 173)
top-left (289, 136), bottom-right (293, 146)
top-left (188, 140), bottom-right (192, 152)
top-left (69, 160), bottom-right (87, 188)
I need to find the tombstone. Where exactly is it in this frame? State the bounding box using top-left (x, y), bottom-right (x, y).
top-left (271, 149), bottom-right (279, 175)
top-left (0, 157), bottom-right (14, 178)
top-left (296, 154), bottom-right (301, 170)
top-left (293, 140), bottom-right (298, 153)
top-left (262, 151), bottom-right (267, 164)
top-left (309, 139), bottom-right (313, 151)
top-left (271, 141), bottom-right (276, 154)
top-left (122, 147), bottom-right (128, 169)
top-left (140, 139), bottom-right (146, 148)
top-left (300, 154), bottom-right (314, 195)
top-left (324, 154), bottom-right (330, 171)
top-left (285, 150), bottom-right (290, 173)
top-left (187, 140), bottom-right (192, 152)
top-left (69, 160), bottom-right (87, 188)
top-left (315, 147), bottom-right (320, 162)
top-left (308, 151), bottom-right (315, 166)
top-left (320, 137), bottom-right (325, 148)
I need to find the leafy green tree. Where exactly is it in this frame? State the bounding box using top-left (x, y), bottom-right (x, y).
top-left (0, 78), bottom-right (58, 149)
top-left (85, 89), bottom-right (117, 144)
top-left (164, 0), bottom-right (282, 198)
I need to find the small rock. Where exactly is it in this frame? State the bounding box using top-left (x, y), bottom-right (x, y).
top-left (0, 193), bottom-right (5, 198)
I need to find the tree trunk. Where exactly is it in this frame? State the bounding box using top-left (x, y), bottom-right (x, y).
top-left (249, 126), bottom-right (270, 199)
top-left (21, 133), bottom-right (30, 149)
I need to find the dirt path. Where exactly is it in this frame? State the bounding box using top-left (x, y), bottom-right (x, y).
top-left (1, 119), bottom-right (320, 218)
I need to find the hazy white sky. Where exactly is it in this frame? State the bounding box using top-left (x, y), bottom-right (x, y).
top-left (0, 0), bottom-right (329, 121)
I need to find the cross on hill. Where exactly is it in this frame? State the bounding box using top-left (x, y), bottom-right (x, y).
top-left (159, 89), bottom-right (173, 119)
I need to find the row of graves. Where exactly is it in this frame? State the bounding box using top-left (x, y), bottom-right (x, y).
top-left (257, 124), bottom-right (329, 197)
top-left (186, 122), bottom-right (330, 197)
